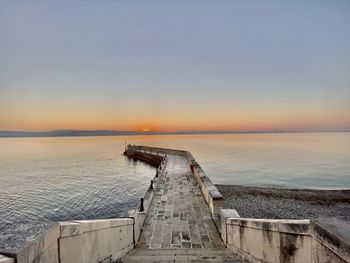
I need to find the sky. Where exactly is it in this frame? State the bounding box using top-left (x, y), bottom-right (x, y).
top-left (0, 0), bottom-right (349, 132)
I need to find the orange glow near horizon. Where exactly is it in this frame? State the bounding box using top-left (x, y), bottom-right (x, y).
top-left (1, 1), bottom-right (350, 134)
top-left (1, 95), bottom-right (349, 132)
top-left (1, 108), bottom-right (349, 132)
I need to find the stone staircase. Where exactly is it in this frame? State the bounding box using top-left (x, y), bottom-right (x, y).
top-left (121, 248), bottom-right (243, 263)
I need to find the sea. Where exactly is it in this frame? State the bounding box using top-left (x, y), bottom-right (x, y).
top-left (0, 133), bottom-right (349, 250)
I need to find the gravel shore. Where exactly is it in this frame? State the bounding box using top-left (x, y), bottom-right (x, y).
top-left (216, 184), bottom-right (350, 219)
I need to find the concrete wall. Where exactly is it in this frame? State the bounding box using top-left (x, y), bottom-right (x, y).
top-left (7, 218), bottom-right (134, 263)
top-left (186, 151), bottom-right (224, 219)
top-left (224, 217), bottom-right (311, 263)
top-left (130, 145), bottom-right (187, 157)
top-left (0, 255), bottom-right (14, 263)
top-left (15, 224), bottom-right (60, 263)
top-left (133, 151), bottom-right (164, 168)
top-left (59, 218), bottom-right (134, 263)
top-left (221, 215), bottom-right (350, 263)
top-left (310, 217), bottom-right (350, 263)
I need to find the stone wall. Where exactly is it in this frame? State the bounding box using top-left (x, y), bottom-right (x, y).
top-left (185, 151), bottom-right (224, 219)
top-left (59, 219), bottom-right (134, 263)
top-left (132, 151), bottom-right (164, 168)
top-left (129, 145), bottom-right (187, 156)
top-left (0, 254), bottom-right (14, 263)
top-left (1, 219), bottom-right (134, 263)
top-left (310, 217), bottom-right (350, 263)
top-left (221, 213), bottom-right (350, 263)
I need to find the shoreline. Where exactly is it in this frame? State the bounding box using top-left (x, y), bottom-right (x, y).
top-left (216, 184), bottom-right (350, 219)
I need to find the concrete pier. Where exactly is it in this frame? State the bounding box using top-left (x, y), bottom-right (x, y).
top-left (123, 154), bottom-right (241, 262)
top-left (122, 146), bottom-right (350, 263)
top-left (122, 146), bottom-right (241, 262)
top-left (1, 145), bottom-right (349, 263)
top-left (137, 155), bottom-right (223, 249)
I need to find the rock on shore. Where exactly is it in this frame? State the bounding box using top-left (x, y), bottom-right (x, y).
top-left (216, 184), bottom-right (350, 219)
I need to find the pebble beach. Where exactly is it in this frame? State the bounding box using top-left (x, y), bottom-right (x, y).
top-left (216, 184), bottom-right (350, 219)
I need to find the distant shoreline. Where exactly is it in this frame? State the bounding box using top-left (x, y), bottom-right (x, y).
top-left (0, 130), bottom-right (349, 138)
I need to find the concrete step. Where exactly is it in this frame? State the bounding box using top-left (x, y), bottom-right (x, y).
top-left (121, 248), bottom-right (244, 263)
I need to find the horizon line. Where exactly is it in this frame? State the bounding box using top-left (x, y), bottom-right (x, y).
top-left (0, 129), bottom-right (349, 138)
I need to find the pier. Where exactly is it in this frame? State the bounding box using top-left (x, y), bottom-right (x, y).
top-left (1, 145), bottom-right (349, 263)
top-left (123, 152), bottom-right (240, 262)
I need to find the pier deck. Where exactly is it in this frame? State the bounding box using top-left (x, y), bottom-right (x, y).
top-left (123, 154), bottom-right (242, 262)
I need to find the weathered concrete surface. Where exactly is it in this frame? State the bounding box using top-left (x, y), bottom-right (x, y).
top-left (59, 218), bottom-right (134, 263)
top-left (220, 209), bottom-right (240, 245)
top-left (0, 254), bottom-right (14, 263)
top-left (186, 152), bottom-right (224, 218)
top-left (311, 217), bottom-right (350, 262)
top-left (125, 149), bottom-right (164, 168)
top-left (15, 224), bottom-right (60, 263)
top-left (225, 218), bottom-right (312, 263)
top-left (225, 217), bottom-right (350, 263)
top-left (10, 218), bottom-right (134, 263)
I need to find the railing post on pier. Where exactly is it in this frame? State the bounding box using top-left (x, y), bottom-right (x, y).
top-left (139, 198), bottom-right (144, 212)
top-left (149, 180), bottom-right (154, 190)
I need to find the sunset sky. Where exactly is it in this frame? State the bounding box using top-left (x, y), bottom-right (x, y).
top-left (0, 0), bottom-right (349, 132)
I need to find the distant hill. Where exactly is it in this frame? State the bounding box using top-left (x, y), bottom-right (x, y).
top-left (0, 129), bottom-right (279, 138)
top-left (0, 129), bottom-right (348, 138)
top-left (0, 130), bottom-right (138, 138)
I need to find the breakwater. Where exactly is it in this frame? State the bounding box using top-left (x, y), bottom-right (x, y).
top-left (1, 145), bottom-right (349, 263)
top-left (124, 146), bottom-right (164, 168)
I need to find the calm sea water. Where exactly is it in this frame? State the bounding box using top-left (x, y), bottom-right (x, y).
top-left (0, 133), bottom-right (349, 249)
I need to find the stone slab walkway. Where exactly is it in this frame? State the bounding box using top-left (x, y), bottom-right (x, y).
top-left (136, 155), bottom-right (225, 249)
